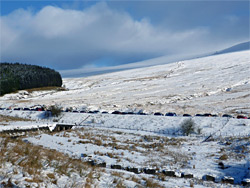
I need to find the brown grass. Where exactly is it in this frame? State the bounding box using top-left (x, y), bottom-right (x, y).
top-left (0, 136), bottom-right (94, 186)
top-left (0, 115), bottom-right (31, 122)
top-left (47, 173), bottom-right (55, 179)
top-left (143, 177), bottom-right (165, 188)
top-left (25, 86), bottom-right (66, 93)
top-left (107, 152), bottom-right (114, 158)
top-left (0, 128), bottom-right (177, 188)
top-left (116, 179), bottom-right (126, 188)
top-left (5, 86), bottom-right (66, 98)
top-left (71, 127), bottom-right (190, 170)
top-left (219, 154), bottom-right (228, 160)
top-left (156, 173), bottom-right (165, 181)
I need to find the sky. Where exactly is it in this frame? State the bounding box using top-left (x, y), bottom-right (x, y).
top-left (0, 0), bottom-right (249, 77)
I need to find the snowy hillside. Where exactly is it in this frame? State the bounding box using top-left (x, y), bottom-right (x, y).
top-left (0, 50), bottom-right (250, 187)
top-left (214, 41), bottom-right (250, 55)
top-left (1, 50), bottom-right (249, 115)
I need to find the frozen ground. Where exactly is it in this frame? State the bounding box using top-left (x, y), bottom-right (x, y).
top-left (0, 50), bottom-right (249, 115)
top-left (0, 50), bottom-right (250, 187)
top-left (0, 110), bottom-right (250, 187)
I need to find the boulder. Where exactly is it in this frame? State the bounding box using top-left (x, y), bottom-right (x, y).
top-left (218, 162), bottom-right (229, 169)
top-left (242, 178), bottom-right (250, 186)
top-left (96, 162), bottom-right (106, 168)
top-left (126, 167), bottom-right (140, 174)
top-left (143, 168), bottom-right (156, 174)
top-left (87, 160), bottom-right (95, 166)
top-left (111, 164), bottom-right (122, 170)
top-left (222, 176), bottom-right (234, 184)
top-left (80, 153), bottom-right (87, 158)
top-left (203, 175), bottom-right (215, 182)
top-left (163, 170), bottom-right (176, 177)
top-left (181, 173), bottom-right (193, 178)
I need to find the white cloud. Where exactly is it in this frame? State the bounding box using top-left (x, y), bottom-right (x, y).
top-left (1, 2), bottom-right (211, 70)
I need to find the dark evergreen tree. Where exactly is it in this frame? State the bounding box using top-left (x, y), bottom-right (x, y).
top-left (0, 62), bottom-right (62, 95)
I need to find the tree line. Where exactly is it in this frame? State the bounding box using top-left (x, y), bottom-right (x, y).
top-left (0, 63), bottom-right (62, 96)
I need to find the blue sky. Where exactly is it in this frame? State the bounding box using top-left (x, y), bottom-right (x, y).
top-left (0, 0), bottom-right (249, 75)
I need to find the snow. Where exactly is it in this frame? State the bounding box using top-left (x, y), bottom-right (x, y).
top-left (0, 50), bottom-right (249, 116)
top-left (0, 50), bottom-right (250, 187)
top-left (214, 41), bottom-right (250, 55)
top-left (1, 110), bottom-right (250, 187)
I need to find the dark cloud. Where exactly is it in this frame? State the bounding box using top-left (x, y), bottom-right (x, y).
top-left (0, 1), bottom-right (249, 72)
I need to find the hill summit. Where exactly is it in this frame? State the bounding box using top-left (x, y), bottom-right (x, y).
top-left (214, 41), bottom-right (250, 55)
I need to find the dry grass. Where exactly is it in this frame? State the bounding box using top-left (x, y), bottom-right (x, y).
top-left (25, 86), bottom-right (66, 93)
top-left (0, 136), bottom-right (100, 186)
top-left (156, 173), bottom-right (166, 181)
top-left (47, 173), bottom-right (55, 179)
top-left (116, 179), bottom-right (126, 188)
top-left (2, 124), bottom-right (246, 188)
top-left (5, 86), bottom-right (66, 98)
top-left (25, 176), bottom-right (43, 183)
top-left (0, 114), bottom-right (31, 122)
top-left (1, 127), bottom-right (192, 187)
top-left (131, 175), bottom-right (141, 184)
top-left (111, 171), bottom-right (123, 177)
top-left (64, 127), bottom-right (190, 169)
top-left (143, 177), bottom-right (165, 188)
top-left (219, 154), bottom-right (228, 160)
top-left (0, 129), bottom-right (173, 188)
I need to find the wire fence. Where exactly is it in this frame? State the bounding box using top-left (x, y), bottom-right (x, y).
top-left (75, 123), bottom-right (250, 138)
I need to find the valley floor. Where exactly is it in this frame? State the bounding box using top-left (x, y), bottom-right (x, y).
top-left (0, 111), bottom-right (250, 187)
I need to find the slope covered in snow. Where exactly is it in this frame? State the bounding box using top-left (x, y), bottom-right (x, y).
top-left (0, 50), bottom-right (250, 187)
top-left (214, 41), bottom-right (250, 55)
top-left (1, 50), bottom-right (249, 115)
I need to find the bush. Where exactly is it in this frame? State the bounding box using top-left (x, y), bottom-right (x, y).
top-left (219, 154), bottom-right (228, 160)
top-left (50, 105), bottom-right (62, 117)
top-left (45, 105), bottom-right (62, 117)
top-left (180, 119), bottom-right (196, 136)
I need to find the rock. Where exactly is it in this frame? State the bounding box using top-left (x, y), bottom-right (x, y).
top-left (242, 178), bottom-right (250, 186)
top-left (218, 162), bottom-right (229, 169)
top-left (222, 176), bottom-right (234, 184)
top-left (96, 162), bottom-right (106, 168)
top-left (203, 175), bottom-right (215, 182)
top-left (163, 170), bottom-right (176, 177)
top-left (143, 168), bottom-right (156, 174)
top-left (218, 162), bottom-right (225, 169)
top-left (126, 167), bottom-right (140, 174)
top-left (181, 173), bottom-right (193, 178)
top-left (174, 171), bottom-right (182, 178)
top-left (80, 153), bottom-right (87, 158)
top-left (111, 164), bottom-right (122, 170)
top-left (87, 160), bottom-right (95, 166)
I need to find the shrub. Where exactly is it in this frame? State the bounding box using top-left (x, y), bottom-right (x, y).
top-left (180, 119), bottom-right (196, 136)
top-left (45, 105), bottom-right (62, 117)
top-left (219, 154), bottom-right (228, 160)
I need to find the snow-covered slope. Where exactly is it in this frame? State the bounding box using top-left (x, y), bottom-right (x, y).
top-left (214, 41), bottom-right (250, 55)
top-left (60, 53), bottom-right (200, 78)
top-left (0, 49), bottom-right (250, 188)
top-left (0, 50), bottom-right (249, 115)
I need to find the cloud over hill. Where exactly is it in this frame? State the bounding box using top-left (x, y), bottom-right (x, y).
top-left (1, 2), bottom-right (248, 71)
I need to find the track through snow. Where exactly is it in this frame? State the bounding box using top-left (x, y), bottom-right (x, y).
top-left (0, 50), bottom-right (249, 115)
